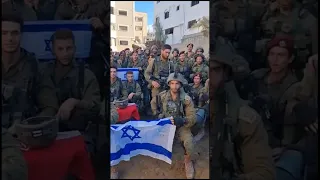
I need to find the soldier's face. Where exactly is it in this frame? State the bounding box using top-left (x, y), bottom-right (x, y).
top-left (126, 74), bottom-right (134, 82)
top-left (196, 50), bottom-right (203, 55)
top-left (53, 39), bottom-right (75, 66)
top-left (125, 50), bottom-right (129, 55)
top-left (152, 49), bottom-right (158, 55)
top-left (179, 54), bottom-right (185, 61)
top-left (161, 49), bottom-right (171, 59)
top-left (173, 51), bottom-right (178, 57)
top-left (132, 53), bottom-right (138, 61)
top-left (187, 45), bottom-right (193, 52)
top-left (145, 50), bottom-right (150, 55)
top-left (268, 47), bottom-right (292, 73)
top-left (196, 57), bottom-right (203, 64)
top-left (169, 81), bottom-right (180, 93)
top-left (210, 61), bottom-right (225, 90)
top-left (110, 68), bottom-right (117, 79)
top-left (1, 21), bottom-right (21, 53)
top-left (193, 76), bottom-right (201, 84)
top-left (120, 53), bottom-right (125, 59)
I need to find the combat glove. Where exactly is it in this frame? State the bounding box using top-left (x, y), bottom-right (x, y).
top-left (173, 117), bottom-right (186, 128)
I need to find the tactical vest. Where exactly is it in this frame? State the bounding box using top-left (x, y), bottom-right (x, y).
top-left (152, 56), bottom-right (173, 79)
top-left (158, 91), bottom-right (187, 118)
top-left (123, 81), bottom-right (137, 94)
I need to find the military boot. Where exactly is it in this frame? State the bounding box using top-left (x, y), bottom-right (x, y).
top-left (184, 155), bottom-right (195, 179)
top-left (111, 167), bottom-right (119, 179)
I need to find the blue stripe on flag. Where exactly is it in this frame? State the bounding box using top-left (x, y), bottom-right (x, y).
top-left (117, 68), bottom-right (139, 72)
top-left (110, 143), bottom-right (172, 161)
top-left (23, 24), bottom-right (91, 32)
top-left (111, 120), bottom-right (172, 129)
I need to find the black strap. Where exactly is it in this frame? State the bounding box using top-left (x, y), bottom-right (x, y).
top-left (78, 59), bottom-right (85, 99)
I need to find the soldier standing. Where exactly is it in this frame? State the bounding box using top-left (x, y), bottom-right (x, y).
top-left (190, 54), bottom-right (209, 82)
top-left (116, 51), bottom-right (128, 68)
top-left (127, 51), bottom-right (147, 70)
top-left (171, 48), bottom-right (179, 63)
top-left (185, 43), bottom-right (195, 59)
top-left (144, 44), bottom-right (174, 98)
top-left (122, 71), bottom-right (143, 109)
top-left (210, 39), bottom-right (275, 180)
top-left (175, 51), bottom-right (191, 82)
top-left (195, 47), bottom-right (209, 66)
top-left (188, 73), bottom-right (204, 107)
top-left (110, 66), bottom-right (127, 101)
top-left (150, 72), bottom-right (196, 179)
top-left (2, 128), bottom-right (28, 180)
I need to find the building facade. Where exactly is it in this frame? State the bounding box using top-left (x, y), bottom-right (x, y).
top-left (154, 1), bottom-right (209, 54)
top-left (110, 1), bottom-right (148, 51)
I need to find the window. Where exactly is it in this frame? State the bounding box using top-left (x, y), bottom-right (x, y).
top-left (111, 7), bottom-right (114, 14)
top-left (135, 26), bottom-right (143, 31)
top-left (119, 25), bottom-right (128, 31)
top-left (188, 20), bottom-right (197, 29)
top-left (111, 23), bottom-right (116, 30)
top-left (176, 6), bottom-right (180, 11)
top-left (119, 40), bottom-right (129, 46)
top-left (164, 11), bottom-right (169, 19)
top-left (155, 17), bottom-right (159, 23)
top-left (165, 27), bottom-right (173, 35)
top-left (191, 1), bottom-right (199, 7)
top-left (118, 10), bottom-right (127, 16)
top-left (135, 17), bottom-right (143, 22)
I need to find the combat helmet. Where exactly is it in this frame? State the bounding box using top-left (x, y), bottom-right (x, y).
top-left (15, 116), bottom-right (59, 149)
top-left (114, 98), bottom-right (129, 109)
top-left (196, 47), bottom-right (204, 53)
top-left (166, 72), bottom-right (188, 85)
top-left (212, 37), bottom-right (250, 77)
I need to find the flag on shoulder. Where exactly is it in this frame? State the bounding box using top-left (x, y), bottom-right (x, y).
top-left (110, 118), bottom-right (176, 166)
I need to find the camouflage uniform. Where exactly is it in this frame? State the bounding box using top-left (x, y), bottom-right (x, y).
top-left (261, 3), bottom-right (318, 63)
top-left (2, 128), bottom-right (28, 180)
top-left (195, 47), bottom-right (209, 66)
top-left (188, 83), bottom-right (203, 107)
top-left (111, 78), bottom-right (127, 101)
top-left (2, 0), bottom-right (37, 21)
top-left (2, 49), bottom-right (55, 132)
top-left (122, 80), bottom-right (142, 108)
top-left (190, 56), bottom-right (209, 82)
top-left (127, 59), bottom-right (147, 69)
top-left (211, 38), bottom-right (275, 180)
top-left (150, 73), bottom-right (196, 179)
top-left (174, 60), bottom-right (191, 82)
top-left (144, 56), bottom-right (174, 98)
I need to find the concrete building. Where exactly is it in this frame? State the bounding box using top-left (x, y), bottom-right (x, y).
top-left (154, 1), bottom-right (209, 54)
top-left (110, 1), bottom-right (148, 51)
top-left (146, 25), bottom-right (155, 42)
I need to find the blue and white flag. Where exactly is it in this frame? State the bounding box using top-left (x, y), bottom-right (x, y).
top-left (110, 118), bottom-right (176, 166)
top-left (21, 20), bottom-right (92, 60)
top-left (117, 68), bottom-right (140, 81)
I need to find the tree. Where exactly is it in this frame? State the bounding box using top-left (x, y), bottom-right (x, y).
top-left (192, 16), bottom-right (209, 37)
top-left (153, 20), bottom-right (167, 43)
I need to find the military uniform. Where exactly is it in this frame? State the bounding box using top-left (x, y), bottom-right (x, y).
top-left (127, 59), bottom-right (147, 69)
top-left (144, 56), bottom-right (174, 98)
top-left (111, 78), bottom-right (127, 101)
top-left (190, 63), bottom-right (209, 82)
top-left (122, 80), bottom-right (142, 108)
top-left (210, 38), bottom-right (275, 180)
top-left (2, 0), bottom-right (37, 21)
top-left (174, 61), bottom-right (191, 82)
top-left (150, 73), bottom-right (196, 179)
top-left (2, 128), bottom-right (28, 180)
top-left (2, 49), bottom-right (55, 132)
top-left (100, 100), bottom-right (118, 125)
top-left (188, 83), bottom-right (203, 107)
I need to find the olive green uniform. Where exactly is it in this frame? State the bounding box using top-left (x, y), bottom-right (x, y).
top-left (151, 89), bottom-right (196, 155)
top-left (127, 59), bottom-right (147, 69)
top-left (174, 61), bottom-right (191, 82)
top-left (2, 128), bottom-right (28, 180)
top-left (188, 83), bottom-right (203, 107)
top-left (122, 80), bottom-right (142, 107)
top-left (190, 63), bottom-right (209, 82)
top-left (111, 78), bottom-right (127, 101)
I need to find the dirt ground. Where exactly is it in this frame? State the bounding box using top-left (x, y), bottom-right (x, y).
top-left (114, 129), bottom-right (209, 179)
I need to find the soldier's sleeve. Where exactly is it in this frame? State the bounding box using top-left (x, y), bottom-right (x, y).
top-left (37, 67), bottom-right (59, 116)
top-left (2, 128), bottom-right (28, 180)
top-left (76, 69), bottom-right (101, 112)
top-left (150, 94), bottom-right (158, 116)
top-left (203, 65), bottom-right (209, 80)
top-left (121, 82), bottom-right (128, 98)
top-left (144, 58), bottom-right (154, 84)
top-left (237, 106), bottom-right (275, 180)
top-left (110, 103), bottom-right (119, 124)
top-left (135, 82), bottom-right (142, 97)
top-left (183, 95), bottom-right (197, 128)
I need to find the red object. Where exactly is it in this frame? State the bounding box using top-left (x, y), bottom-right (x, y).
top-left (117, 104), bottom-right (140, 122)
top-left (267, 34), bottom-right (294, 52)
top-left (23, 135), bottom-right (95, 180)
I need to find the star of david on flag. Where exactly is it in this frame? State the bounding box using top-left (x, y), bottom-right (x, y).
top-left (121, 125), bottom-right (141, 141)
top-left (44, 39), bottom-right (52, 51)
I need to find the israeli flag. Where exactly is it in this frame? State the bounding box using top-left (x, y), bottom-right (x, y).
top-left (21, 20), bottom-right (92, 60)
top-left (117, 68), bottom-right (140, 81)
top-left (110, 118), bottom-right (176, 166)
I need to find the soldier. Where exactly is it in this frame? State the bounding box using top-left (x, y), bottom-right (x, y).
top-left (127, 51), bottom-right (147, 70)
top-left (195, 47), bottom-right (209, 66)
top-left (2, 128), bottom-right (28, 180)
top-left (2, 13), bottom-right (56, 133)
top-left (171, 48), bottom-right (179, 63)
top-left (151, 72), bottom-right (196, 179)
top-left (2, 0), bottom-right (37, 21)
top-left (110, 53), bottom-right (119, 68)
top-left (122, 71), bottom-right (143, 109)
top-left (38, 29), bottom-right (101, 153)
top-left (188, 73), bottom-right (204, 107)
top-left (150, 45), bottom-right (159, 57)
top-left (185, 43), bottom-right (195, 59)
top-left (210, 38), bottom-right (275, 180)
top-left (190, 54), bottom-right (209, 82)
top-left (175, 51), bottom-right (191, 82)
top-left (144, 44), bottom-right (174, 99)
top-left (116, 51), bottom-right (128, 68)
top-left (110, 66), bottom-right (128, 101)
top-left (260, 0), bottom-right (318, 64)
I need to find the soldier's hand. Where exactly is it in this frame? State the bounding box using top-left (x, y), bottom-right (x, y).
top-left (90, 17), bottom-right (104, 30)
top-left (305, 121), bottom-right (318, 134)
top-left (57, 98), bottom-right (79, 120)
top-left (128, 93), bottom-right (135, 100)
top-left (151, 81), bottom-right (160, 88)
